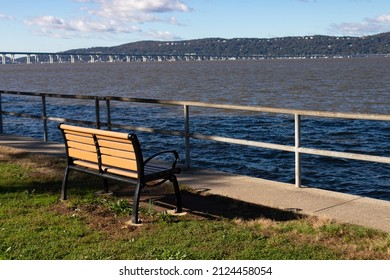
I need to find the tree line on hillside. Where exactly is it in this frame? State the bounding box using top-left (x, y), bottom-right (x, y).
top-left (66, 32), bottom-right (390, 58)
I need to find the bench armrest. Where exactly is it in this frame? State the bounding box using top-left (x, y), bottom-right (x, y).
top-left (143, 150), bottom-right (179, 169)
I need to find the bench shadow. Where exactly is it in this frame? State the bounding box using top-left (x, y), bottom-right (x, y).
top-left (116, 186), bottom-right (305, 222)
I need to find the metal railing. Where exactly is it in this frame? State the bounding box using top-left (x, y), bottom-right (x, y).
top-left (1, 90), bottom-right (389, 188)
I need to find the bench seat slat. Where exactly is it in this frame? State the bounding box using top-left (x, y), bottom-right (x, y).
top-left (144, 165), bottom-right (171, 174)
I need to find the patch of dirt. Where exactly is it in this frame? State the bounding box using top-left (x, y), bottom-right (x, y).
top-left (51, 202), bottom-right (141, 238)
top-left (50, 180), bottom-right (305, 238)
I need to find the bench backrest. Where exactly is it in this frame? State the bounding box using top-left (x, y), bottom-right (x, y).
top-left (59, 124), bottom-right (144, 178)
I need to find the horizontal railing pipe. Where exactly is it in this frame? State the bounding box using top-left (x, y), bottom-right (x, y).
top-left (3, 90), bottom-right (390, 121)
top-left (190, 133), bottom-right (295, 152)
top-left (105, 94), bottom-right (390, 121)
top-left (298, 147), bottom-right (390, 164)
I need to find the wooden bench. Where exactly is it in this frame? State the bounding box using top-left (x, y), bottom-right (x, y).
top-left (58, 123), bottom-right (183, 224)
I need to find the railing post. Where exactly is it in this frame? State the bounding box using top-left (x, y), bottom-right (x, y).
top-left (41, 95), bottom-right (48, 142)
top-left (184, 105), bottom-right (191, 169)
top-left (95, 96), bottom-right (100, 129)
top-left (295, 114), bottom-right (302, 188)
top-left (0, 93), bottom-right (3, 134)
top-left (105, 98), bottom-right (111, 130)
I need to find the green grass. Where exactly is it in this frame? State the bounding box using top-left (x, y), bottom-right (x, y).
top-left (1, 146), bottom-right (390, 260)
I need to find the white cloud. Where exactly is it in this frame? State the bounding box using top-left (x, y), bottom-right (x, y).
top-left (25, 15), bottom-right (141, 38)
top-left (98, 0), bottom-right (191, 14)
top-left (376, 14), bottom-right (390, 23)
top-left (24, 0), bottom-right (191, 39)
top-left (0, 13), bottom-right (15, 20)
top-left (89, 0), bottom-right (190, 24)
top-left (329, 14), bottom-right (390, 36)
top-left (146, 30), bottom-right (182, 40)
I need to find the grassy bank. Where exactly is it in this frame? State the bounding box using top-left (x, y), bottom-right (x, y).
top-left (1, 146), bottom-right (390, 260)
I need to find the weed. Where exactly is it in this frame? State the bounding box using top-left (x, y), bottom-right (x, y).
top-left (140, 199), bottom-right (157, 217)
top-left (107, 199), bottom-right (133, 216)
top-left (157, 211), bottom-right (178, 223)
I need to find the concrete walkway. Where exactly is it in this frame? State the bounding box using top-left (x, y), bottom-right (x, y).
top-left (1, 133), bottom-right (390, 233)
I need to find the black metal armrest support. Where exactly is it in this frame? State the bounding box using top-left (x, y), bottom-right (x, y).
top-left (143, 150), bottom-right (179, 169)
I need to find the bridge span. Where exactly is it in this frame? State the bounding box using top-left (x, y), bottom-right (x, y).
top-left (0, 51), bottom-right (261, 64)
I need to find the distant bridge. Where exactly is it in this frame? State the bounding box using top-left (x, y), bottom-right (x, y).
top-left (0, 51), bottom-right (265, 64)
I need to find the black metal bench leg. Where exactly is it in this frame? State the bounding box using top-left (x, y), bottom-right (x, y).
top-left (131, 182), bottom-right (143, 224)
top-left (61, 167), bottom-right (70, 200)
top-left (170, 175), bottom-right (183, 213)
top-left (103, 178), bottom-right (109, 193)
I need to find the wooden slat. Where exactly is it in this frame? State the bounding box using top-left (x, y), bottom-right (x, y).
top-left (63, 129), bottom-right (92, 138)
top-left (99, 147), bottom-right (136, 160)
top-left (60, 124), bottom-right (129, 139)
top-left (72, 160), bottom-right (139, 179)
top-left (68, 148), bottom-right (98, 163)
top-left (145, 165), bottom-right (166, 173)
top-left (98, 139), bottom-right (134, 152)
top-left (101, 155), bottom-right (138, 171)
top-left (73, 160), bottom-right (99, 170)
top-left (67, 141), bottom-right (96, 152)
top-left (65, 134), bottom-right (95, 145)
top-left (97, 135), bottom-right (132, 144)
top-left (104, 167), bottom-right (138, 179)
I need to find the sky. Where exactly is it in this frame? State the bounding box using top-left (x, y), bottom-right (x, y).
top-left (1, 0), bottom-right (390, 52)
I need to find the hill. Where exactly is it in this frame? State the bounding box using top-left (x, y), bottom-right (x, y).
top-left (66, 32), bottom-right (390, 58)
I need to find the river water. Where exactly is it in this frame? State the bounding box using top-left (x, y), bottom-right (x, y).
top-left (0, 57), bottom-right (389, 200)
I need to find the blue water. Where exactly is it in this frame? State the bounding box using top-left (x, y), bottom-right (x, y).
top-left (0, 58), bottom-right (389, 200)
